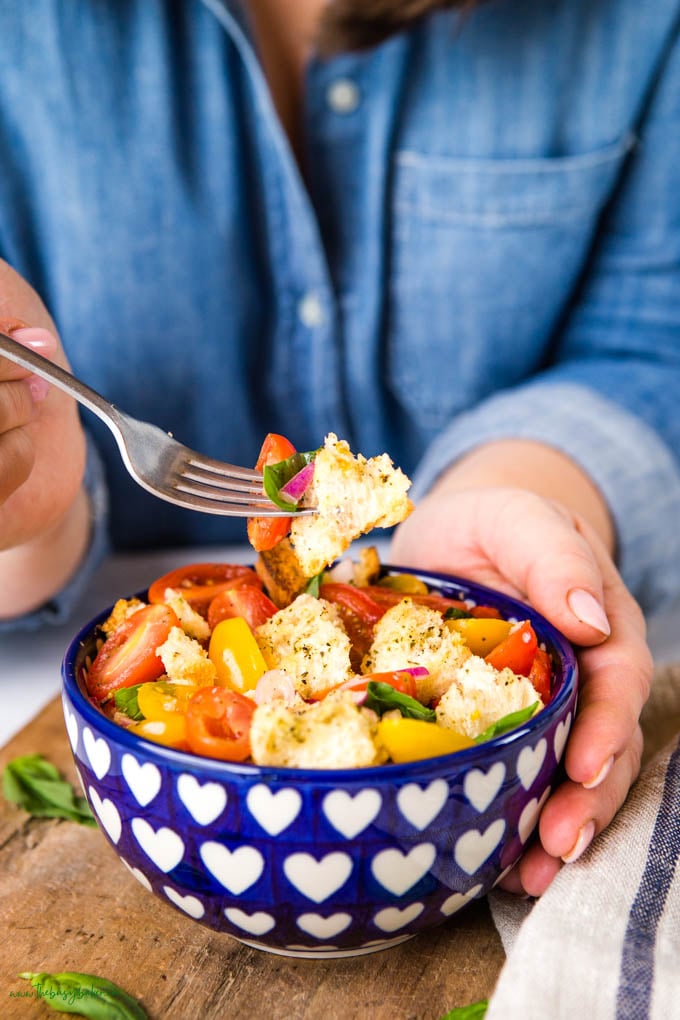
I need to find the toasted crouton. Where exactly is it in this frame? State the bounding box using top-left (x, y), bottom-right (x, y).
top-left (436, 656), bottom-right (542, 739)
top-left (288, 434), bottom-right (413, 577)
top-left (255, 537), bottom-right (310, 608)
top-left (156, 627), bottom-right (217, 686)
top-left (255, 593), bottom-right (352, 698)
top-left (101, 597), bottom-right (146, 636)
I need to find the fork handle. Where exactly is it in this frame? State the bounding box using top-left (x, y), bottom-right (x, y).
top-left (0, 331), bottom-right (129, 434)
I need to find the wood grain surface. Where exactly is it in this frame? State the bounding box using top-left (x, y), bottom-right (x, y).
top-left (0, 698), bottom-right (505, 1020)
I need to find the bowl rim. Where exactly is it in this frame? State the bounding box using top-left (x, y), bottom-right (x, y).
top-left (62, 563), bottom-right (578, 783)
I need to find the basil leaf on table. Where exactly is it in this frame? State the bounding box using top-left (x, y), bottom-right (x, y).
top-left (365, 682), bottom-right (437, 722)
top-left (474, 702), bottom-right (540, 744)
top-left (18, 971), bottom-right (148, 1019)
top-left (2, 754), bottom-right (95, 826)
top-left (263, 450), bottom-right (317, 510)
top-left (113, 684), bottom-right (145, 721)
top-left (439, 1000), bottom-right (489, 1019)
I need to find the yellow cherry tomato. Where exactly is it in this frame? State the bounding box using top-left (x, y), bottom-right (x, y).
top-left (445, 617), bottom-right (512, 657)
top-left (377, 573), bottom-right (430, 595)
top-left (129, 714), bottom-right (188, 750)
top-left (136, 680), bottom-right (201, 721)
top-left (377, 717), bottom-right (474, 763)
top-left (208, 616), bottom-right (268, 693)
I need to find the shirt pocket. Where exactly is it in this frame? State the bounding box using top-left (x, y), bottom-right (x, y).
top-left (386, 135), bottom-right (635, 434)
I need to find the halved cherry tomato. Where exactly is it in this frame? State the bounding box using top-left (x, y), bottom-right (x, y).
top-left (247, 433), bottom-right (297, 552)
top-left (344, 670), bottom-right (418, 699)
top-left (148, 562), bottom-right (261, 617)
top-left (129, 714), bottom-right (189, 751)
top-left (87, 603), bottom-right (179, 702)
top-left (377, 717), bottom-right (474, 763)
top-left (185, 686), bottom-right (255, 761)
top-left (445, 617), bottom-right (512, 657)
top-left (319, 583), bottom-right (386, 667)
top-left (361, 585), bottom-right (500, 618)
top-left (208, 616), bottom-right (268, 692)
top-left (484, 620), bottom-right (538, 677)
top-left (528, 646), bottom-right (552, 702)
top-left (207, 585), bottom-right (277, 631)
top-left (136, 680), bottom-right (202, 720)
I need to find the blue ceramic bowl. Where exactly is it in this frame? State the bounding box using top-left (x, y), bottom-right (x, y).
top-left (62, 566), bottom-right (578, 958)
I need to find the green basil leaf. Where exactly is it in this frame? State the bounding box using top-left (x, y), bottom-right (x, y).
top-left (365, 681), bottom-right (436, 722)
top-left (474, 702), bottom-right (540, 744)
top-left (305, 571), bottom-right (325, 597)
top-left (18, 971), bottom-right (148, 1019)
top-left (113, 684), bottom-right (145, 721)
top-left (443, 607), bottom-right (475, 620)
top-left (3, 755), bottom-right (96, 827)
top-left (439, 1000), bottom-right (489, 1019)
top-left (263, 450), bottom-right (317, 511)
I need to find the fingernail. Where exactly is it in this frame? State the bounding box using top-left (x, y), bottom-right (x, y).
top-left (28, 376), bottom-right (50, 402)
top-left (583, 755), bottom-right (614, 790)
top-left (561, 820), bottom-right (596, 864)
top-left (11, 326), bottom-right (57, 353)
top-left (567, 588), bottom-right (611, 636)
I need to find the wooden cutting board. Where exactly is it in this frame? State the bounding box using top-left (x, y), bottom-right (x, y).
top-left (0, 697), bottom-right (505, 1019)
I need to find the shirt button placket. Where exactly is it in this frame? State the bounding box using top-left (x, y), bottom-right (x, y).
top-left (297, 289), bottom-right (326, 329)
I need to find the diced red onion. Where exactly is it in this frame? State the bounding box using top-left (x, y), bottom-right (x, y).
top-left (398, 666), bottom-right (430, 679)
top-left (253, 670), bottom-right (297, 706)
top-left (279, 461), bottom-right (315, 504)
top-left (325, 558), bottom-right (354, 584)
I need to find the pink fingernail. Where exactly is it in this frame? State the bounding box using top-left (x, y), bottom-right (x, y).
top-left (583, 755), bottom-right (614, 790)
top-left (561, 820), bottom-right (596, 864)
top-left (11, 326), bottom-right (57, 353)
top-left (567, 588), bottom-right (611, 636)
top-left (28, 377), bottom-right (50, 402)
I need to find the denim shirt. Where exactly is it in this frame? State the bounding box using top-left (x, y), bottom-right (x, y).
top-left (1, 0), bottom-right (679, 627)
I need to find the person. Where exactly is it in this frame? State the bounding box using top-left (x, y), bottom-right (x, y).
top-left (0, 0), bottom-right (678, 900)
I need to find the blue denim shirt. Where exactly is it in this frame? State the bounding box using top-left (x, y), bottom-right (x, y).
top-left (1, 0), bottom-right (679, 626)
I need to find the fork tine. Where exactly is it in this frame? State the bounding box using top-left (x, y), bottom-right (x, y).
top-left (173, 476), bottom-right (276, 506)
top-left (178, 463), bottom-right (266, 497)
top-left (184, 453), bottom-right (263, 483)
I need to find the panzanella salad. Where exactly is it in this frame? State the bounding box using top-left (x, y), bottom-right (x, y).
top-left (84, 434), bottom-right (551, 768)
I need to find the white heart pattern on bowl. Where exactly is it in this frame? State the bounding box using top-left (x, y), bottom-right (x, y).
top-left (553, 712), bottom-right (572, 764)
top-left (371, 843), bottom-right (436, 897)
top-left (83, 728), bottom-right (111, 780)
top-left (322, 789), bottom-right (382, 839)
top-left (121, 754), bottom-right (161, 807)
top-left (517, 739), bottom-right (548, 791)
top-left (464, 762), bottom-right (506, 813)
top-left (225, 908), bottom-right (276, 937)
top-left (246, 785), bottom-right (302, 836)
top-left (65, 708), bottom-right (79, 752)
top-left (373, 902), bottom-right (424, 933)
top-left (518, 786), bottom-right (551, 845)
top-left (396, 780), bottom-right (448, 831)
top-left (200, 843), bottom-right (265, 895)
top-left (440, 883), bottom-right (483, 916)
top-left (454, 819), bottom-right (505, 875)
top-left (163, 885), bottom-right (205, 919)
top-left (121, 858), bottom-right (152, 891)
top-left (177, 774), bottom-right (227, 826)
top-left (284, 852), bottom-right (353, 903)
top-left (296, 912), bottom-right (352, 940)
top-left (131, 818), bottom-right (185, 873)
top-left (88, 786), bottom-right (121, 844)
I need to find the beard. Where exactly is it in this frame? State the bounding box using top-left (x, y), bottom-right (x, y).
top-left (317, 0), bottom-right (478, 54)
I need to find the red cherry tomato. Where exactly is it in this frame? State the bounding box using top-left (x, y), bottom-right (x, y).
top-left (319, 582), bottom-right (386, 667)
top-left (528, 646), bottom-right (553, 702)
top-left (247, 433), bottom-right (297, 552)
top-left (148, 562), bottom-right (261, 617)
top-left (87, 603), bottom-right (179, 702)
top-left (484, 620), bottom-right (538, 677)
top-left (360, 585), bottom-right (499, 617)
top-left (344, 670), bottom-right (418, 699)
top-left (185, 686), bottom-right (255, 761)
top-left (207, 585), bottom-right (278, 631)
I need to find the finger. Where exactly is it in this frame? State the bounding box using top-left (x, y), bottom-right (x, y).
top-left (0, 426), bottom-right (34, 505)
top-left (0, 325), bottom-right (58, 399)
top-left (0, 379), bottom-right (37, 432)
top-left (475, 490), bottom-right (614, 646)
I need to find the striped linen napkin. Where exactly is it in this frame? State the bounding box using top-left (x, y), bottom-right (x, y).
top-left (485, 664), bottom-right (680, 1020)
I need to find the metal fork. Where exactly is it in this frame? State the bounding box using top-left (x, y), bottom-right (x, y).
top-left (0, 331), bottom-right (312, 517)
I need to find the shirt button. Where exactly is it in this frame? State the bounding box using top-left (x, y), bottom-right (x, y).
top-left (326, 78), bottom-right (361, 115)
top-left (298, 291), bottom-right (325, 328)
